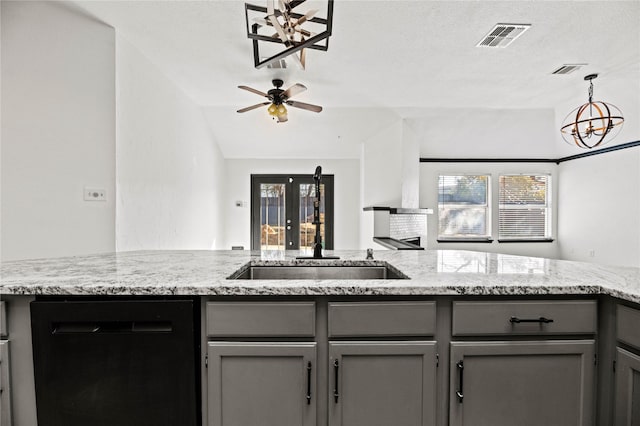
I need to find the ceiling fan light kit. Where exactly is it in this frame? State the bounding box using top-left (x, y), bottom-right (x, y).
top-left (237, 78), bottom-right (322, 123)
top-left (560, 74), bottom-right (625, 149)
top-left (244, 0), bottom-right (334, 69)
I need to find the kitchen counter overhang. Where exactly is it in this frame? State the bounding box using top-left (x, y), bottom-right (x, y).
top-left (1, 250), bottom-right (639, 304)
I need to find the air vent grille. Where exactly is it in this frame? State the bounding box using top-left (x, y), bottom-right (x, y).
top-left (265, 58), bottom-right (287, 69)
top-left (477, 23), bottom-right (531, 48)
top-left (551, 64), bottom-right (587, 75)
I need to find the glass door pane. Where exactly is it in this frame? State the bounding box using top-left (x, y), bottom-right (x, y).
top-left (251, 174), bottom-right (333, 251)
top-left (299, 183), bottom-right (325, 251)
top-left (260, 183), bottom-right (286, 250)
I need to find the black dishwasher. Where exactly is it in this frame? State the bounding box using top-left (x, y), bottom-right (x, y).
top-left (30, 298), bottom-right (200, 426)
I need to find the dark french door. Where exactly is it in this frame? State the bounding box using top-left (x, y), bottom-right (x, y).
top-left (251, 174), bottom-right (334, 251)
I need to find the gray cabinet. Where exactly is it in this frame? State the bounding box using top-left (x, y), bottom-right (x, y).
top-left (0, 301), bottom-right (11, 426)
top-left (0, 340), bottom-right (11, 426)
top-left (615, 347), bottom-right (640, 425)
top-left (208, 342), bottom-right (317, 426)
top-left (615, 305), bottom-right (640, 425)
top-left (449, 340), bottom-right (595, 426)
top-left (328, 341), bottom-right (437, 426)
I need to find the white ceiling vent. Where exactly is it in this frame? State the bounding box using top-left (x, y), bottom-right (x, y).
top-left (476, 23), bottom-right (531, 48)
top-left (551, 64), bottom-right (587, 75)
top-left (264, 58), bottom-right (287, 69)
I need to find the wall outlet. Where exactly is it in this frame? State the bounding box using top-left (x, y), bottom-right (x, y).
top-left (588, 249), bottom-right (596, 258)
top-left (84, 187), bottom-right (106, 201)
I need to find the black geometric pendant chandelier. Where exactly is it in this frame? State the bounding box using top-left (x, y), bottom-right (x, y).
top-left (560, 74), bottom-right (624, 149)
top-left (244, 0), bottom-right (334, 69)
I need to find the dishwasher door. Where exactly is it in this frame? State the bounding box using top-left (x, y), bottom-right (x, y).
top-left (31, 299), bottom-right (199, 426)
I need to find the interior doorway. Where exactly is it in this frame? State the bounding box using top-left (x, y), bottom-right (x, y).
top-left (251, 174), bottom-right (334, 251)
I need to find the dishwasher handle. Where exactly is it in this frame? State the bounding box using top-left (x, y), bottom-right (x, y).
top-left (52, 321), bottom-right (173, 334)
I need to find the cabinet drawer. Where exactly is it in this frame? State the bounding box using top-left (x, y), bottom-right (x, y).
top-left (452, 300), bottom-right (597, 336)
top-left (0, 302), bottom-right (5, 337)
top-left (328, 301), bottom-right (436, 337)
top-left (617, 305), bottom-right (640, 350)
top-left (206, 302), bottom-right (315, 337)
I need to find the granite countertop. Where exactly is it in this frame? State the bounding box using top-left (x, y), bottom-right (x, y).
top-left (1, 250), bottom-right (639, 303)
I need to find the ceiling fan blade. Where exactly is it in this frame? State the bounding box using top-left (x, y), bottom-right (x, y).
top-left (286, 100), bottom-right (322, 113)
top-left (282, 83), bottom-right (307, 99)
top-left (296, 9), bottom-right (318, 26)
top-left (237, 102), bottom-right (270, 113)
top-left (238, 85), bottom-right (268, 98)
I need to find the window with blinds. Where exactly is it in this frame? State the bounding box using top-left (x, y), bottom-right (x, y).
top-left (438, 175), bottom-right (491, 239)
top-left (498, 174), bottom-right (551, 240)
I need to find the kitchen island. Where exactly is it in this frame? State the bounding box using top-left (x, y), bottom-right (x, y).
top-left (1, 249), bottom-right (639, 302)
top-left (1, 249), bottom-right (640, 426)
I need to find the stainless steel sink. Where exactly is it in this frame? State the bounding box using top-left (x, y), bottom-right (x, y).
top-left (230, 264), bottom-right (408, 280)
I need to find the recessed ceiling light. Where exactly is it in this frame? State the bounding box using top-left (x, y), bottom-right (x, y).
top-left (476, 23), bottom-right (531, 48)
top-left (551, 64), bottom-right (588, 75)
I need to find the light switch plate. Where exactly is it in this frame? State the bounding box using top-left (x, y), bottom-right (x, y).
top-left (84, 187), bottom-right (106, 201)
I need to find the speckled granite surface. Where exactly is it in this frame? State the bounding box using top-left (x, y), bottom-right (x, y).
top-left (1, 250), bottom-right (639, 303)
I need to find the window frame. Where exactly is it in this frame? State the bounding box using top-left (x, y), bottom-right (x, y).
top-left (437, 174), bottom-right (493, 242)
top-left (497, 173), bottom-right (553, 242)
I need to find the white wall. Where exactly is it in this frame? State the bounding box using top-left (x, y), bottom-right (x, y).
top-left (361, 121), bottom-right (403, 208)
top-left (224, 159), bottom-right (360, 250)
top-left (116, 35), bottom-right (226, 251)
top-left (401, 120), bottom-right (420, 209)
top-left (359, 121), bottom-right (403, 248)
top-left (1, 1), bottom-right (116, 261)
top-left (416, 108), bottom-right (557, 158)
top-left (558, 147), bottom-right (640, 267)
top-left (1, 2), bottom-right (3, 262)
top-left (420, 162), bottom-right (560, 259)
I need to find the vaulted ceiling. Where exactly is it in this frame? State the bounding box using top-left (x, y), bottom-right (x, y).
top-left (74, 0), bottom-right (640, 159)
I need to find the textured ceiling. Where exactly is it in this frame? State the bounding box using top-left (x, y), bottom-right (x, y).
top-left (74, 0), bottom-right (640, 159)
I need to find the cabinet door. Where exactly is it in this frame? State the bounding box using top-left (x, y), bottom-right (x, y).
top-left (329, 341), bottom-right (437, 426)
top-left (615, 347), bottom-right (640, 426)
top-left (450, 340), bottom-right (595, 426)
top-left (208, 342), bottom-right (316, 426)
top-left (0, 340), bottom-right (11, 426)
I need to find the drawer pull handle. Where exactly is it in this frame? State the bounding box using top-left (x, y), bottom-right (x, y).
top-left (333, 359), bottom-right (340, 403)
top-left (456, 361), bottom-right (464, 403)
top-left (509, 316), bottom-right (554, 324)
top-left (306, 362), bottom-right (312, 405)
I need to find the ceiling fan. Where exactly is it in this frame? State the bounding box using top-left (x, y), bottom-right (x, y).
top-left (237, 79), bottom-right (323, 123)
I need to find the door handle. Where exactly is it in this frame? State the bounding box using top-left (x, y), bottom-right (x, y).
top-left (509, 316), bottom-right (554, 324)
top-left (306, 362), bottom-right (312, 405)
top-left (333, 359), bottom-right (340, 403)
top-left (456, 361), bottom-right (464, 403)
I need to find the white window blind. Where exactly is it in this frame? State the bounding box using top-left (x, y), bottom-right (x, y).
top-left (499, 174), bottom-right (551, 240)
top-left (438, 175), bottom-right (491, 239)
